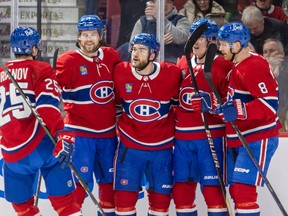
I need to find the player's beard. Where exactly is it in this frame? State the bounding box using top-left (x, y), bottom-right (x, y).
top-left (132, 58), bottom-right (150, 71)
top-left (80, 42), bottom-right (99, 55)
top-left (221, 50), bottom-right (233, 61)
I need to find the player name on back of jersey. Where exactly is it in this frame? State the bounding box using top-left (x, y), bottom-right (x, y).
top-left (0, 67), bottom-right (28, 82)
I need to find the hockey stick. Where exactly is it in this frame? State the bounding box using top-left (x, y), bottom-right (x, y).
top-left (34, 171), bottom-right (42, 206)
top-left (0, 58), bottom-right (106, 216)
top-left (204, 43), bottom-right (288, 216)
top-left (184, 24), bottom-right (232, 216)
top-left (53, 47), bottom-right (59, 71)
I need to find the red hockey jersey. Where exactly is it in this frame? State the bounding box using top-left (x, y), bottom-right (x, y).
top-left (175, 54), bottom-right (233, 140)
top-left (0, 59), bottom-right (64, 162)
top-left (226, 52), bottom-right (279, 147)
top-left (56, 47), bottom-right (121, 138)
top-left (114, 61), bottom-right (181, 150)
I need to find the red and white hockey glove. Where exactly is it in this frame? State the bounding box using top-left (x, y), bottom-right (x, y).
top-left (53, 130), bottom-right (75, 169)
top-left (191, 92), bottom-right (211, 113)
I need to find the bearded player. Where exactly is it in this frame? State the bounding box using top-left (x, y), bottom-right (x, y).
top-left (113, 33), bottom-right (181, 216)
top-left (56, 15), bottom-right (121, 216)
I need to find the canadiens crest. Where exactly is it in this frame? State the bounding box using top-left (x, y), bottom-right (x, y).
top-left (179, 86), bottom-right (195, 111)
top-left (90, 80), bottom-right (114, 104)
top-left (129, 99), bottom-right (161, 122)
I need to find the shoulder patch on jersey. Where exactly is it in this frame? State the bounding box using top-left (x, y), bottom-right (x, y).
top-left (80, 65), bottom-right (88, 75)
top-left (125, 83), bottom-right (132, 93)
top-left (181, 69), bottom-right (186, 79)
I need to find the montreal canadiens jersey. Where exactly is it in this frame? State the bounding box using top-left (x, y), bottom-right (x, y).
top-left (175, 54), bottom-right (233, 140)
top-left (0, 59), bottom-right (64, 162)
top-left (114, 61), bottom-right (181, 150)
top-left (226, 52), bottom-right (279, 147)
top-left (56, 47), bottom-right (121, 138)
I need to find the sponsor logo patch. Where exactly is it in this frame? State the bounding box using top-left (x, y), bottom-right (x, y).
top-left (125, 83), bottom-right (132, 93)
top-left (80, 65), bottom-right (88, 75)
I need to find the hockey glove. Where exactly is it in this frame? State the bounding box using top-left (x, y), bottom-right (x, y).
top-left (191, 92), bottom-right (211, 113)
top-left (53, 130), bottom-right (75, 169)
top-left (216, 99), bottom-right (247, 122)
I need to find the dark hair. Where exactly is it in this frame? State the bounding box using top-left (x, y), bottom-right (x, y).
top-left (192, 0), bottom-right (213, 14)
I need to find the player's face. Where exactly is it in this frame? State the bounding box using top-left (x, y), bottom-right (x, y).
top-left (131, 44), bottom-right (153, 69)
top-left (192, 35), bottom-right (208, 59)
top-left (78, 30), bottom-right (100, 54)
top-left (218, 40), bottom-right (234, 61)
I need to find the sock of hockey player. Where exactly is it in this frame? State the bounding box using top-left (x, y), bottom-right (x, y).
top-left (49, 193), bottom-right (82, 216)
top-left (147, 191), bottom-right (171, 216)
top-left (12, 197), bottom-right (41, 216)
top-left (98, 183), bottom-right (115, 216)
top-left (235, 212), bottom-right (260, 216)
top-left (172, 182), bottom-right (198, 216)
top-left (176, 212), bottom-right (197, 216)
top-left (230, 183), bottom-right (260, 216)
top-left (115, 190), bottom-right (138, 216)
top-left (202, 185), bottom-right (228, 216)
top-left (73, 182), bottom-right (87, 208)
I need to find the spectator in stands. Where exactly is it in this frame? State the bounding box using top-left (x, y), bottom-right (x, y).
top-left (272, 0), bottom-right (283, 6)
top-left (238, 0), bottom-right (253, 13)
top-left (179, 0), bottom-right (227, 27)
top-left (241, 5), bottom-right (288, 55)
top-left (214, 0), bottom-right (240, 21)
top-left (116, 0), bottom-right (146, 49)
top-left (254, 0), bottom-right (287, 23)
top-left (130, 0), bottom-right (190, 63)
top-left (263, 38), bottom-right (288, 131)
top-left (85, 0), bottom-right (98, 15)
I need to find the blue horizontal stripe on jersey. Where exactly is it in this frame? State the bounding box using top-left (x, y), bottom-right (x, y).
top-left (62, 87), bottom-right (91, 102)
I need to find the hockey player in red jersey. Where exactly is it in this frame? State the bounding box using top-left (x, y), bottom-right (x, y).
top-left (56, 15), bottom-right (121, 215)
top-left (0, 26), bottom-right (81, 216)
top-left (173, 18), bottom-right (233, 216)
top-left (215, 22), bottom-right (279, 216)
top-left (113, 33), bottom-right (181, 216)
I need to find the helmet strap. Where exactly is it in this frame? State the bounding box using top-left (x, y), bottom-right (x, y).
top-left (32, 46), bottom-right (39, 60)
top-left (229, 43), bottom-right (243, 62)
top-left (93, 38), bottom-right (105, 53)
top-left (197, 53), bottom-right (206, 60)
top-left (197, 42), bottom-right (209, 60)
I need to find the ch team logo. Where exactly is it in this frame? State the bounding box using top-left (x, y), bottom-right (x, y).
top-left (129, 99), bottom-right (161, 122)
top-left (90, 80), bottom-right (114, 104)
top-left (179, 86), bottom-right (195, 111)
